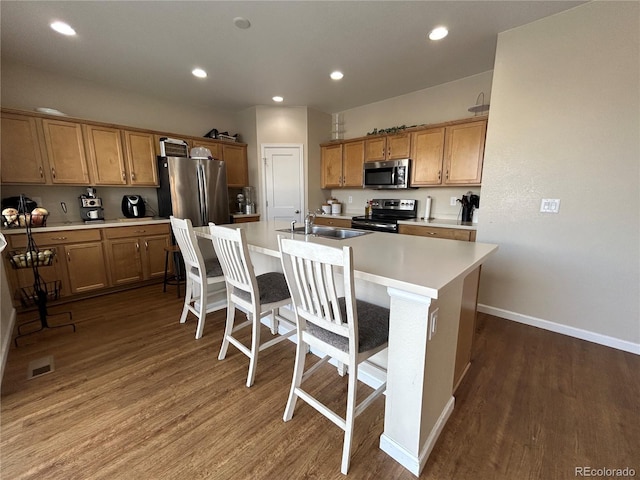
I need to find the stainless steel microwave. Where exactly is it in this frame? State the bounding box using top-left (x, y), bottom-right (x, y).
top-left (363, 158), bottom-right (411, 189)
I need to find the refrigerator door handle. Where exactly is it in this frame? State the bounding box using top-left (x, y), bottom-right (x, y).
top-left (197, 162), bottom-right (208, 225)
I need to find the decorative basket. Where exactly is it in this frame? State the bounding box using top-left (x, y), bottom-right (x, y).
top-left (19, 280), bottom-right (61, 307)
top-left (8, 248), bottom-right (56, 269)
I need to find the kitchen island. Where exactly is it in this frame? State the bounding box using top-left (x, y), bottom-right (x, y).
top-left (195, 220), bottom-right (498, 476)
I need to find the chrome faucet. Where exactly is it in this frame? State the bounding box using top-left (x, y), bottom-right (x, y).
top-left (290, 219), bottom-right (297, 232)
top-left (304, 211), bottom-right (316, 234)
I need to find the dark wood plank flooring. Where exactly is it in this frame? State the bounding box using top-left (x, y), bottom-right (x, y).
top-left (2, 285), bottom-right (638, 479)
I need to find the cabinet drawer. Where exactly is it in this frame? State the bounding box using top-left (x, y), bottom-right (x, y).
top-left (398, 224), bottom-right (475, 241)
top-left (314, 217), bottom-right (352, 228)
top-left (8, 229), bottom-right (102, 248)
top-left (103, 223), bottom-right (170, 239)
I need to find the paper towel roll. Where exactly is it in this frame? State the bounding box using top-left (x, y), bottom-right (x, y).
top-left (425, 196), bottom-right (432, 220)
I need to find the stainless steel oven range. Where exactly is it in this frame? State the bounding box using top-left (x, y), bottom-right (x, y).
top-left (351, 199), bottom-right (417, 233)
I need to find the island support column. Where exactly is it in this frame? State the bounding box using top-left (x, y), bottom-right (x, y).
top-left (380, 282), bottom-right (463, 476)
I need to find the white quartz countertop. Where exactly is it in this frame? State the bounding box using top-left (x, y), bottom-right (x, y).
top-left (316, 213), bottom-right (477, 230)
top-left (1, 217), bottom-right (170, 235)
top-left (195, 220), bottom-right (497, 299)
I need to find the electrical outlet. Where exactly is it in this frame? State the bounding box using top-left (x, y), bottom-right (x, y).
top-left (450, 197), bottom-right (458, 206)
top-left (429, 308), bottom-right (439, 340)
top-left (540, 198), bottom-right (561, 213)
top-left (348, 196), bottom-right (353, 204)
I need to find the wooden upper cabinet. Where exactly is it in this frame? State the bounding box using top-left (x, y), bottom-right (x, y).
top-left (410, 128), bottom-right (445, 186)
top-left (222, 143), bottom-right (248, 187)
top-left (342, 140), bottom-right (364, 187)
top-left (364, 133), bottom-right (411, 162)
top-left (84, 124), bottom-right (127, 185)
top-left (321, 140), bottom-right (364, 188)
top-left (191, 138), bottom-right (220, 160)
top-left (122, 131), bottom-right (158, 186)
top-left (364, 136), bottom-right (386, 162)
top-left (1, 112), bottom-right (48, 184)
top-left (321, 143), bottom-right (343, 188)
top-left (387, 133), bottom-right (412, 159)
top-left (41, 119), bottom-right (90, 184)
top-left (443, 120), bottom-right (486, 185)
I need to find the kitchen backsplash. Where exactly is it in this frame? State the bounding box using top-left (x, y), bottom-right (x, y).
top-left (1, 185), bottom-right (160, 224)
top-left (326, 187), bottom-right (481, 222)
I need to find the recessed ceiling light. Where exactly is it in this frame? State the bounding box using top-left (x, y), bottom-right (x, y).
top-left (192, 68), bottom-right (207, 78)
top-left (272, 96), bottom-right (284, 103)
top-left (428, 26), bottom-right (448, 41)
top-left (35, 107), bottom-right (67, 116)
top-left (50, 21), bottom-right (76, 36)
top-left (233, 17), bottom-right (251, 29)
top-left (330, 71), bottom-right (344, 80)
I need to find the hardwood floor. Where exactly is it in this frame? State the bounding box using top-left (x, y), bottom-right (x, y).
top-left (2, 285), bottom-right (638, 479)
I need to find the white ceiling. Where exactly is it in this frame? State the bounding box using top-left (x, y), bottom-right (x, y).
top-left (1, 1), bottom-right (585, 114)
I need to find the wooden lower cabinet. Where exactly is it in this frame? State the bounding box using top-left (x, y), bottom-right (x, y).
top-left (104, 224), bottom-right (171, 285)
top-left (231, 214), bottom-right (260, 224)
top-left (64, 242), bottom-right (109, 293)
top-left (313, 216), bottom-right (352, 228)
top-left (398, 224), bottom-right (476, 242)
top-left (4, 223), bottom-right (171, 307)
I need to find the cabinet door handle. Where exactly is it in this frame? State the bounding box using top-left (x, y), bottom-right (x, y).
top-left (50, 236), bottom-right (68, 240)
top-left (135, 230), bottom-right (146, 233)
top-left (39, 166), bottom-right (44, 178)
top-left (445, 170), bottom-right (449, 180)
top-left (438, 170), bottom-right (441, 181)
top-left (131, 172), bottom-right (136, 181)
top-left (51, 167), bottom-right (56, 179)
top-left (122, 171), bottom-right (126, 181)
top-left (136, 242), bottom-right (140, 252)
top-left (144, 241), bottom-right (149, 250)
top-left (67, 251), bottom-right (71, 262)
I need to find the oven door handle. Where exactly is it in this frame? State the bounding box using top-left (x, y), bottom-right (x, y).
top-left (351, 220), bottom-right (397, 232)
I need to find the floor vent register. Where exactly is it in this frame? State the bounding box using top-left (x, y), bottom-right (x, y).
top-left (27, 355), bottom-right (55, 380)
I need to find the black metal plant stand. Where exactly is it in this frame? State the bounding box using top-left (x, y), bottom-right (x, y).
top-left (13, 196), bottom-right (75, 347)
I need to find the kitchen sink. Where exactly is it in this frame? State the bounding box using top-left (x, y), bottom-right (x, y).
top-left (277, 225), bottom-right (371, 240)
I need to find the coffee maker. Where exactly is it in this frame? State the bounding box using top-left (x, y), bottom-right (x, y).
top-left (459, 191), bottom-right (480, 223)
top-left (79, 187), bottom-right (105, 222)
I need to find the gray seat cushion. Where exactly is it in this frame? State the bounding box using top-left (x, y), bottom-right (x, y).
top-left (189, 257), bottom-right (224, 278)
top-left (306, 298), bottom-right (389, 353)
top-left (235, 271), bottom-right (290, 305)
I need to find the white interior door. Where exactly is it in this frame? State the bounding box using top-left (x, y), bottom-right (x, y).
top-left (263, 144), bottom-right (304, 222)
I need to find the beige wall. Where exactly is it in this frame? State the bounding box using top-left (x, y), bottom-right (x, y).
top-left (241, 105), bottom-right (330, 215)
top-left (1, 61), bottom-right (238, 135)
top-left (478, 1), bottom-right (639, 348)
top-left (341, 71), bottom-right (493, 139)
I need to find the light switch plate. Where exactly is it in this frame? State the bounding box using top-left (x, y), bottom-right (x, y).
top-left (540, 198), bottom-right (561, 213)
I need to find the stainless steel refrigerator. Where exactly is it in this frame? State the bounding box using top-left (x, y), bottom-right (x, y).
top-left (157, 156), bottom-right (230, 226)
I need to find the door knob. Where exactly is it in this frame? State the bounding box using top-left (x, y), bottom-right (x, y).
top-left (294, 210), bottom-right (300, 214)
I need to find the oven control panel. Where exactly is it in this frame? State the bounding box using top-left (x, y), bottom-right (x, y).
top-left (371, 198), bottom-right (416, 212)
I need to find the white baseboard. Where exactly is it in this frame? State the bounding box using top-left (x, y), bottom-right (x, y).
top-left (1, 308), bottom-right (17, 382)
top-left (478, 304), bottom-right (640, 355)
top-left (379, 395), bottom-right (455, 476)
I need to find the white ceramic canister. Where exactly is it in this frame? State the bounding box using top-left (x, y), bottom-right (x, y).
top-left (331, 202), bottom-right (342, 215)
